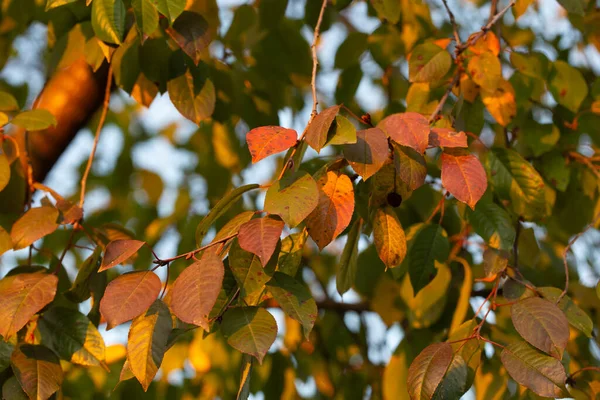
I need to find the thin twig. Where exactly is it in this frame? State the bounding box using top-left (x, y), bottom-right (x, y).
top-left (513, 218), bottom-right (521, 272)
top-left (153, 232), bottom-right (238, 266)
top-left (79, 64), bottom-right (113, 208)
top-left (567, 151), bottom-right (600, 180)
top-left (559, 211), bottom-right (600, 302)
top-left (310, 0), bottom-right (328, 118)
top-left (569, 366), bottom-right (600, 379)
top-left (429, 72), bottom-right (461, 123)
top-left (441, 0), bottom-right (461, 46)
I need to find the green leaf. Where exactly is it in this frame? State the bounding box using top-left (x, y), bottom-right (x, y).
top-left (484, 148), bottom-right (547, 221)
top-left (407, 343), bottom-right (453, 399)
top-left (264, 171), bottom-right (319, 228)
top-left (65, 247), bottom-right (102, 303)
top-left (536, 151), bottom-right (570, 192)
top-left (335, 65), bottom-right (363, 105)
top-left (468, 51), bottom-right (502, 92)
top-left (510, 51), bottom-right (550, 80)
top-left (151, 0), bottom-right (185, 23)
top-left (237, 354), bottom-right (253, 400)
top-left (447, 320), bottom-right (482, 389)
top-left (407, 224), bottom-right (449, 294)
top-left (127, 300), bottom-right (172, 391)
top-left (556, 0), bottom-right (585, 15)
top-left (278, 231), bottom-right (308, 277)
top-left (91, 0), bottom-right (126, 44)
top-left (167, 11), bottom-right (212, 66)
top-left (45, 0), bottom-right (78, 10)
top-left (0, 91), bottom-right (18, 111)
top-left (370, 0), bottom-right (401, 23)
top-left (432, 355), bottom-right (468, 400)
top-left (167, 70), bottom-right (216, 124)
top-left (334, 32), bottom-right (368, 70)
top-left (2, 376), bottom-right (27, 400)
top-left (111, 33), bottom-right (141, 94)
top-left (132, 0), bottom-right (159, 40)
top-left (467, 201), bottom-right (515, 250)
top-left (326, 115), bottom-right (357, 146)
top-left (548, 61), bottom-right (588, 113)
top-left (38, 307), bottom-right (106, 367)
top-left (267, 272), bottom-right (317, 338)
top-left (0, 337), bottom-right (14, 373)
top-left (11, 109), bottom-right (57, 130)
top-left (170, 250), bottom-right (224, 331)
top-left (521, 121), bottom-right (560, 157)
top-left (482, 248), bottom-right (509, 278)
top-left (305, 105), bottom-right (340, 153)
top-left (409, 43), bottom-right (452, 83)
top-left (11, 345), bottom-right (63, 400)
top-left (511, 297), bottom-right (569, 359)
top-left (0, 272), bottom-right (58, 339)
top-left (221, 307), bottom-right (277, 364)
top-left (336, 218), bottom-right (361, 295)
top-left (500, 341), bottom-right (567, 398)
top-left (393, 144), bottom-right (427, 191)
top-left (195, 184), bottom-right (260, 245)
top-left (537, 287), bottom-right (593, 338)
top-left (229, 239), bottom-right (276, 304)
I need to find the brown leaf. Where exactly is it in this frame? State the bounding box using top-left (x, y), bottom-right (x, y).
top-left (441, 151), bottom-right (487, 209)
top-left (407, 342), bottom-right (453, 399)
top-left (99, 271), bottom-right (161, 330)
top-left (305, 105), bottom-right (340, 153)
top-left (379, 112), bottom-right (430, 154)
top-left (238, 217), bottom-right (285, 266)
top-left (511, 297), bottom-right (569, 359)
top-left (246, 126), bottom-right (298, 163)
top-left (0, 272), bottom-right (58, 339)
top-left (373, 206), bottom-right (406, 269)
top-left (429, 128), bottom-right (468, 148)
top-left (343, 127), bottom-right (389, 180)
top-left (10, 206), bottom-right (59, 250)
top-left (99, 239), bottom-right (146, 272)
top-left (11, 344), bottom-right (63, 400)
top-left (306, 171), bottom-right (354, 250)
top-left (170, 250), bottom-right (224, 331)
top-left (165, 11), bottom-right (211, 65)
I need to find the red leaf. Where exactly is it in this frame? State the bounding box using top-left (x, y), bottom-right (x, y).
top-left (238, 217), bottom-right (285, 266)
top-left (379, 112), bottom-right (430, 154)
top-left (305, 105), bottom-right (340, 153)
top-left (343, 127), bottom-right (389, 180)
top-left (306, 171), bottom-right (355, 250)
top-left (0, 273), bottom-right (58, 339)
top-left (170, 250), bottom-right (224, 331)
top-left (429, 128), bottom-right (468, 148)
top-left (441, 151), bottom-right (487, 209)
top-left (99, 239), bottom-right (146, 272)
top-left (246, 126), bottom-right (298, 163)
top-left (99, 271), bottom-right (161, 330)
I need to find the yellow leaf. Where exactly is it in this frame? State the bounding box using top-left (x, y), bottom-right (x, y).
top-left (373, 206), bottom-right (407, 268)
top-left (481, 79), bottom-right (516, 127)
top-left (449, 257), bottom-right (473, 334)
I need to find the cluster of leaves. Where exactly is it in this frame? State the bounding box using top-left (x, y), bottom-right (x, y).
top-left (0, 0), bottom-right (599, 398)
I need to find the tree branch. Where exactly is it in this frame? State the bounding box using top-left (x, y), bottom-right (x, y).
top-left (441, 0), bottom-right (461, 46)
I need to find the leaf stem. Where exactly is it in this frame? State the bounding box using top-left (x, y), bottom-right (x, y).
top-left (153, 232), bottom-right (238, 266)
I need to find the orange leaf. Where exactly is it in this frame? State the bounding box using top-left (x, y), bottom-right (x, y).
top-left (481, 79), bottom-right (516, 127)
top-left (441, 151), bottom-right (487, 209)
top-left (246, 126), bottom-right (298, 163)
top-left (306, 171), bottom-right (354, 250)
top-left (305, 105), bottom-right (341, 153)
top-left (468, 31), bottom-right (500, 56)
top-left (11, 344), bottom-right (63, 400)
top-left (170, 250), bottom-right (224, 331)
top-left (238, 216), bottom-right (284, 266)
top-left (343, 127), bottom-right (389, 180)
top-left (99, 239), bottom-right (146, 272)
top-left (0, 272), bottom-right (58, 339)
top-left (10, 206), bottom-right (59, 250)
top-left (429, 128), bottom-right (468, 148)
top-left (99, 271), bottom-right (161, 330)
top-left (379, 112), bottom-right (430, 154)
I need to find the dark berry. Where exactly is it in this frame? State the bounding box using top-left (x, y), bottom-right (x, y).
top-left (387, 192), bottom-right (402, 207)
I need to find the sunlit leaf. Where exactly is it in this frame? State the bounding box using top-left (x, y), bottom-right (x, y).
top-left (11, 109), bottom-right (57, 130)
top-left (213, 211), bottom-right (255, 242)
top-left (127, 300), bottom-right (171, 391)
top-left (393, 144), bottom-right (427, 191)
top-left (326, 115), bottom-right (357, 146)
top-left (305, 105), bottom-right (340, 153)
top-left (447, 320), bottom-right (482, 389)
top-left (429, 128), bottom-right (467, 148)
top-left (511, 297), bottom-right (569, 359)
top-left (482, 248), bottom-right (509, 278)
top-left (238, 216), bottom-right (284, 266)
top-left (278, 231), bottom-right (308, 277)
top-left (167, 70), bottom-right (215, 124)
top-left (229, 239), bottom-right (276, 304)
top-left (0, 153), bottom-right (9, 192)
top-left (38, 307), bottom-right (105, 367)
top-left (151, 0), bottom-right (185, 23)
top-left (481, 79), bottom-right (516, 127)
top-left (409, 43), bottom-right (452, 83)
top-left (246, 126), bottom-right (297, 163)
top-left (132, 0), bottom-right (159, 41)
top-left (221, 307), bottom-right (277, 364)
top-left (468, 52), bottom-right (501, 92)
top-left (468, 31), bottom-right (500, 56)
top-left (548, 60), bottom-right (588, 113)
top-left (0, 272), bottom-right (58, 339)
top-left (441, 150), bottom-right (487, 209)
top-left (343, 127), bottom-right (388, 180)
top-left (0, 91), bottom-right (18, 111)
top-left (170, 250), bottom-right (224, 331)
top-left (500, 341), bottom-right (567, 398)
top-left (99, 271), bottom-right (161, 330)
top-left (449, 258), bottom-right (473, 335)
top-left (10, 206), bottom-right (59, 250)
top-left (91, 0), bottom-right (126, 44)
top-left (407, 342), bottom-right (453, 399)
top-left (379, 112), bottom-right (430, 154)
top-left (373, 206), bottom-right (406, 269)
top-left (264, 171), bottom-right (318, 228)
top-left (99, 239), bottom-right (145, 272)
top-left (537, 287), bottom-right (593, 338)
top-left (166, 11), bottom-right (212, 65)
top-left (337, 218), bottom-right (361, 296)
top-left (267, 272), bottom-right (317, 338)
top-left (306, 170), bottom-right (355, 250)
top-left (11, 345), bottom-right (63, 400)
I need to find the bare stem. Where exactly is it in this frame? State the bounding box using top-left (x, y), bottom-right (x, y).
top-left (153, 232), bottom-right (238, 266)
top-left (441, 0), bottom-right (461, 46)
top-left (79, 64), bottom-right (113, 208)
top-left (310, 0), bottom-right (328, 118)
top-left (428, 72), bottom-right (460, 123)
